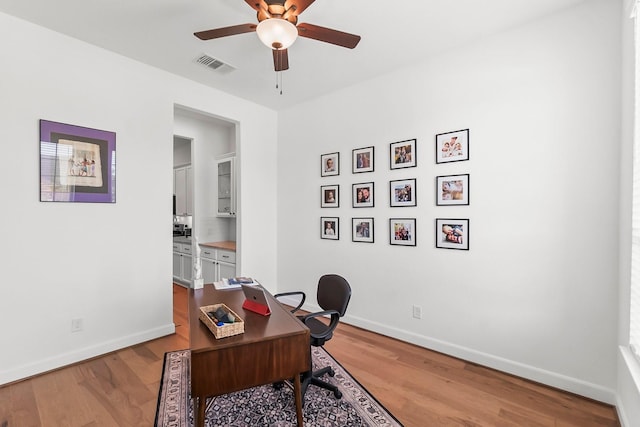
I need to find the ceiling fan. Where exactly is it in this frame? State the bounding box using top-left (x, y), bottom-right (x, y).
top-left (194, 0), bottom-right (361, 72)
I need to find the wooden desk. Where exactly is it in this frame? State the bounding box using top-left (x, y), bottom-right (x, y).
top-left (188, 285), bottom-right (310, 427)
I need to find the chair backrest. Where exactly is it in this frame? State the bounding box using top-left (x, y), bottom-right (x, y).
top-left (316, 274), bottom-right (351, 316)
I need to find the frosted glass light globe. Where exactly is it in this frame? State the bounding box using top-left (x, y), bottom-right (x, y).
top-left (256, 18), bottom-right (298, 50)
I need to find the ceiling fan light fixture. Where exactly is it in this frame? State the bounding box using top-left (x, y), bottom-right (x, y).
top-left (256, 18), bottom-right (298, 50)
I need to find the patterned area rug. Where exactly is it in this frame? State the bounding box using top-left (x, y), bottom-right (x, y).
top-left (155, 346), bottom-right (403, 427)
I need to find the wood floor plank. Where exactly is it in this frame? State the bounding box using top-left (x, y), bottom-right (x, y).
top-left (31, 369), bottom-right (94, 426)
top-left (3, 379), bottom-right (40, 426)
top-left (0, 284), bottom-right (619, 427)
top-left (76, 358), bottom-right (148, 426)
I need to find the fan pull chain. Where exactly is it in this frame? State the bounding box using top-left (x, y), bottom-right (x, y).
top-left (275, 72), bottom-right (284, 95)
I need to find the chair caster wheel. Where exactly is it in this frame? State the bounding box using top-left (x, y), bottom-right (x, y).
top-left (334, 390), bottom-right (342, 399)
top-left (328, 368), bottom-right (335, 377)
top-left (273, 381), bottom-right (284, 390)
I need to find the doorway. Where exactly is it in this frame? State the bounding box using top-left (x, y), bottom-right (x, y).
top-left (173, 106), bottom-right (239, 288)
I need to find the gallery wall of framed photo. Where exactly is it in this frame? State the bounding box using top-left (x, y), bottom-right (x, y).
top-left (318, 129), bottom-right (470, 250)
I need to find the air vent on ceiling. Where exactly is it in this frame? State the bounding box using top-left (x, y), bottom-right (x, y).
top-left (195, 54), bottom-right (236, 74)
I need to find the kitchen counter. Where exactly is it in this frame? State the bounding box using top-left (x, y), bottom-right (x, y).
top-left (173, 236), bottom-right (192, 245)
top-left (199, 240), bottom-right (236, 251)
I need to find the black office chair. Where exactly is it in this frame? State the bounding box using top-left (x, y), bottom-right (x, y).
top-left (275, 274), bottom-right (352, 399)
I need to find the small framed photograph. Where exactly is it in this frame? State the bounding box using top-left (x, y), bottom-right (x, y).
top-left (352, 182), bottom-right (374, 208)
top-left (436, 174), bottom-right (469, 206)
top-left (389, 218), bottom-right (416, 246)
top-left (390, 139), bottom-right (417, 169)
top-left (321, 217), bottom-right (339, 240)
top-left (436, 218), bottom-right (469, 250)
top-left (390, 178), bottom-right (417, 207)
top-left (436, 129), bottom-right (469, 163)
top-left (352, 218), bottom-right (374, 243)
top-left (321, 185), bottom-right (339, 208)
top-left (321, 152), bottom-right (340, 177)
top-left (352, 146), bottom-right (374, 173)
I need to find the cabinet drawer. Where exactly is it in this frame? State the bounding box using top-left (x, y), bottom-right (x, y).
top-left (172, 243), bottom-right (180, 252)
top-left (217, 250), bottom-right (236, 264)
top-left (181, 244), bottom-right (192, 255)
top-left (200, 248), bottom-right (216, 260)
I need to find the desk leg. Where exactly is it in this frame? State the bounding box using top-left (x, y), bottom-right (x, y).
top-left (293, 374), bottom-right (304, 427)
top-left (194, 396), bottom-right (206, 427)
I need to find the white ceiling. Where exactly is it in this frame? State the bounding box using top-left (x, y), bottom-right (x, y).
top-left (0, 0), bottom-right (585, 110)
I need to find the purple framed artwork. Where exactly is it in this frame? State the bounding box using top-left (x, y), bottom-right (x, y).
top-left (40, 119), bottom-right (116, 203)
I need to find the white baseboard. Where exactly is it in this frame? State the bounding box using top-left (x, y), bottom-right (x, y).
top-left (0, 323), bottom-right (176, 386)
top-left (338, 312), bottom-right (616, 404)
top-left (251, 296), bottom-right (621, 405)
top-left (615, 347), bottom-right (640, 427)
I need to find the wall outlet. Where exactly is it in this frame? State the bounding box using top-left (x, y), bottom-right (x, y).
top-left (71, 318), bottom-right (83, 332)
top-left (412, 305), bottom-right (422, 319)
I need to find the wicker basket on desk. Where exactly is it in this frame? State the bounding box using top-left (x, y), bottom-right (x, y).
top-left (198, 304), bottom-right (244, 339)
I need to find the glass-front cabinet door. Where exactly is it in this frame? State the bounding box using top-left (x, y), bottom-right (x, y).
top-left (216, 157), bottom-right (235, 216)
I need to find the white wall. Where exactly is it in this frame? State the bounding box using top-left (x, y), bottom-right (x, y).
top-left (0, 11), bottom-right (278, 385)
top-left (277, 0), bottom-right (621, 406)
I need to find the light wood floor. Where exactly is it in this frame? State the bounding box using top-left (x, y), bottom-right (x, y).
top-left (0, 284), bottom-right (619, 426)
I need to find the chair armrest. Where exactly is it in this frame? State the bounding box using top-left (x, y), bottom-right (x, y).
top-left (301, 310), bottom-right (340, 340)
top-left (273, 291), bottom-right (306, 313)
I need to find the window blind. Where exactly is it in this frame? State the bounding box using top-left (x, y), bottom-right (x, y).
top-left (631, 0), bottom-right (640, 361)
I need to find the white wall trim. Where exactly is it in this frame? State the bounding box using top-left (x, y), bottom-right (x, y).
top-left (625, 0), bottom-right (636, 17)
top-left (281, 295), bottom-right (617, 405)
top-left (617, 347), bottom-right (640, 426)
top-left (341, 313), bottom-right (616, 404)
top-left (0, 324), bottom-right (175, 385)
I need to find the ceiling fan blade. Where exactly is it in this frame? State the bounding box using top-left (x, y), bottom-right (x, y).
top-left (273, 49), bottom-right (289, 71)
top-left (246, 0), bottom-right (272, 21)
top-left (284, 0), bottom-right (315, 16)
top-left (194, 24), bottom-right (257, 40)
top-left (297, 23), bottom-right (361, 49)
top-left (244, 0), bottom-right (267, 12)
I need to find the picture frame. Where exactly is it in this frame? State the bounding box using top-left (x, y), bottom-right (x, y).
top-left (435, 218), bottom-right (469, 250)
top-left (390, 178), bottom-right (417, 207)
top-left (40, 119), bottom-right (116, 203)
top-left (390, 139), bottom-right (417, 170)
top-left (436, 129), bottom-right (469, 163)
top-left (389, 218), bottom-right (416, 246)
top-left (436, 174), bottom-right (469, 206)
top-left (321, 152), bottom-right (340, 177)
top-left (321, 184), bottom-right (339, 208)
top-left (352, 218), bottom-right (374, 243)
top-left (352, 182), bottom-right (374, 208)
top-left (321, 217), bottom-right (339, 240)
top-left (352, 146), bottom-right (374, 173)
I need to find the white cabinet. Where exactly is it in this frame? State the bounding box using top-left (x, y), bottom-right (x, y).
top-left (173, 242), bottom-right (193, 286)
top-left (200, 246), bottom-right (236, 283)
top-left (218, 261), bottom-right (236, 281)
top-left (200, 247), bottom-right (217, 284)
top-left (181, 253), bottom-right (193, 282)
top-left (172, 244), bottom-right (181, 282)
top-left (217, 250), bottom-right (236, 281)
top-left (216, 157), bottom-right (235, 217)
top-left (174, 166), bottom-right (193, 216)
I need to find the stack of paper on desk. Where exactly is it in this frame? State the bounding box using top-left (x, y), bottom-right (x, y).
top-left (228, 277), bottom-right (255, 285)
top-left (213, 277), bottom-right (257, 290)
